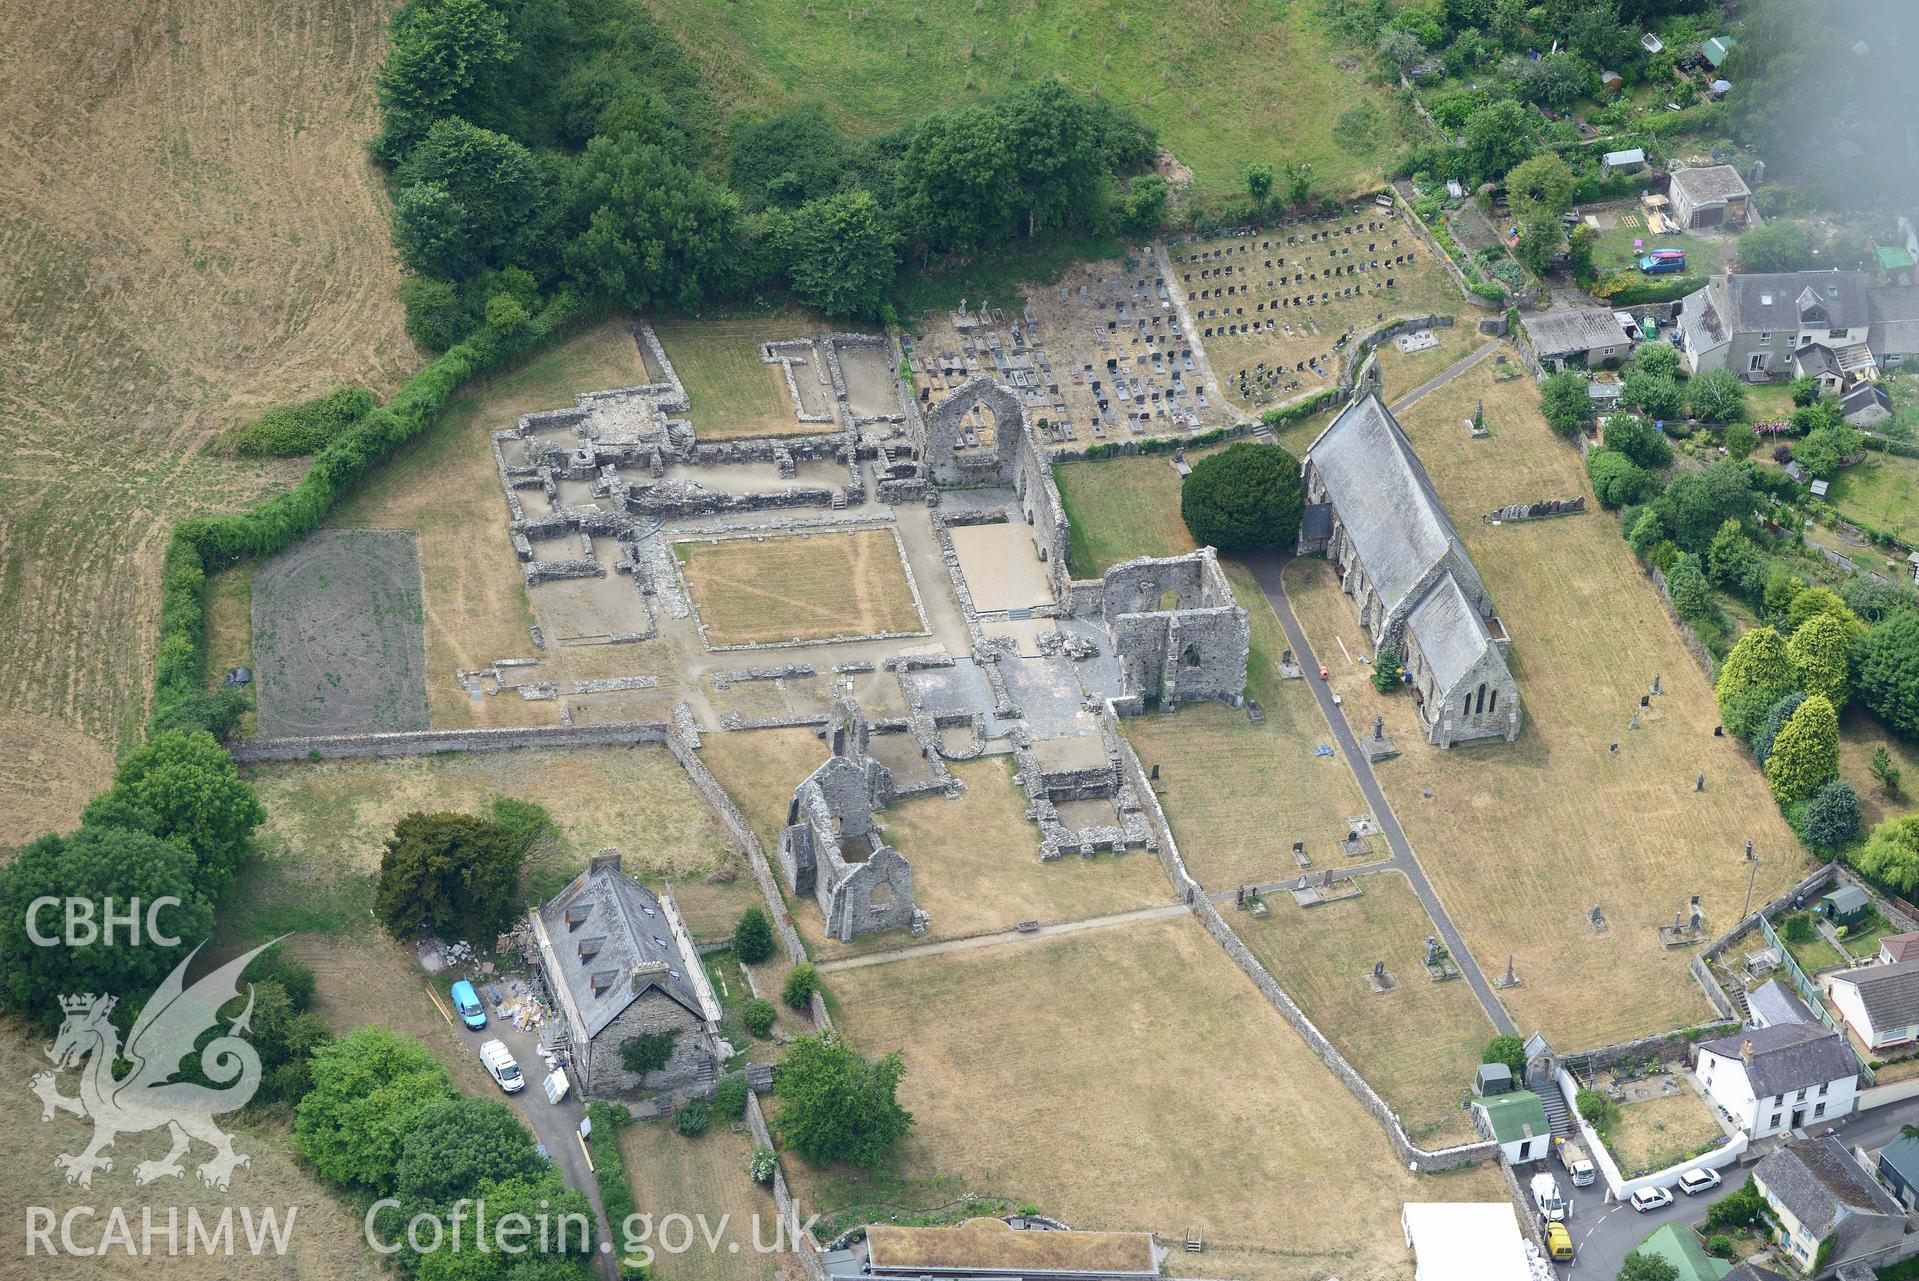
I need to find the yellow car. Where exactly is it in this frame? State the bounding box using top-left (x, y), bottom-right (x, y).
top-left (1545, 1221), bottom-right (1574, 1262)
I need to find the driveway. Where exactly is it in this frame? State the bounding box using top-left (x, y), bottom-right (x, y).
top-left (434, 984), bottom-right (621, 1280)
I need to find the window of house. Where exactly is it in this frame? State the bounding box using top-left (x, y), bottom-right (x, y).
top-left (1759, 332), bottom-right (1771, 342)
top-left (1817, 1082), bottom-right (1827, 1096)
top-left (1771, 1113), bottom-right (1783, 1129)
top-left (1795, 1088), bottom-right (1807, 1102)
top-left (1475, 683), bottom-right (1487, 716)
top-left (1815, 1102), bottom-right (1826, 1118)
top-left (1830, 328), bottom-right (1848, 340)
top-left (1748, 353), bottom-right (1769, 372)
top-left (1489, 689), bottom-right (1498, 714)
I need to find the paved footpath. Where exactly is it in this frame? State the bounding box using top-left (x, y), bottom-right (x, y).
top-left (1243, 550), bottom-right (1517, 1036)
top-left (1389, 336), bottom-right (1503, 414)
top-left (815, 903), bottom-right (1191, 973)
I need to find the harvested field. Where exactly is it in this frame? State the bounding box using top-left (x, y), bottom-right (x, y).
top-left (653, 310), bottom-right (835, 441)
top-left (238, 745), bottom-right (745, 940)
top-left (0, 1025), bottom-right (384, 1281)
top-left (677, 529), bottom-right (925, 647)
top-left (1235, 871), bottom-right (1492, 1147)
top-left (251, 530), bottom-right (430, 737)
top-left (320, 318), bottom-right (659, 730)
top-left (806, 914), bottom-right (1506, 1281)
top-left (641, 0), bottom-right (1410, 200)
top-left (1176, 221), bottom-right (1459, 414)
top-left (617, 1119), bottom-right (778, 1281)
top-left (1281, 355), bottom-right (1805, 1047)
top-left (0, 0), bottom-right (414, 837)
top-left (799, 758), bottom-right (1170, 957)
top-left (1374, 323), bottom-right (1476, 404)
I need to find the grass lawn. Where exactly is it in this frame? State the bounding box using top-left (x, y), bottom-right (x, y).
top-left (1826, 451), bottom-right (1919, 543)
top-left (677, 530), bottom-right (925, 646)
top-left (618, 1119), bottom-right (778, 1281)
top-left (805, 914), bottom-right (1508, 1281)
top-left (639, 0), bottom-right (1411, 201)
top-left (1745, 379), bottom-right (1798, 424)
top-left (1235, 871), bottom-right (1493, 1146)
top-left (0, 1023), bottom-right (390, 1281)
top-left (1840, 706), bottom-right (1919, 835)
top-left (1282, 353), bottom-right (1808, 1048)
top-left (653, 307), bottom-right (835, 440)
top-left (1602, 1090), bottom-right (1725, 1177)
top-left (1837, 907), bottom-right (1902, 960)
top-left (1775, 912), bottom-right (1849, 976)
top-left (0, 0), bottom-right (417, 843)
top-left (1588, 219), bottom-right (1733, 280)
top-left (318, 318), bottom-right (659, 729)
top-left (237, 745), bottom-right (746, 941)
top-left (1374, 323), bottom-right (1479, 405)
top-left (1053, 448), bottom-right (1206, 578)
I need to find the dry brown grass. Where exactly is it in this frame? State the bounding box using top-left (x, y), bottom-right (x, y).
top-left (804, 914), bottom-right (1507, 1281)
top-left (1604, 1089), bottom-right (1725, 1175)
top-left (866, 1221), bottom-right (1154, 1274)
top-left (653, 310), bottom-right (832, 440)
top-left (1125, 699), bottom-right (1367, 890)
top-left (1374, 323), bottom-right (1480, 404)
top-left (0, 0), bottom-right (416, 841)
top-left (696, 728), bottom-right (830, 855)
top-left (1281, 354), bottom-right (1806, 1048)
top-left (1235, 872), bottom-right (1492, 1146)
top-left (241, 745), bottom-right (747, 939)
top-left (0, 1022), bottom-right (389, 1279)
top-left (617, 1119), bottom-right (780, 1281)
top-left (1840, 706), bottom-right (1919, 836)
top-left (678, 530), bottom-right (925, 647)
top-left (797, 758), bottom-right (1171, 958)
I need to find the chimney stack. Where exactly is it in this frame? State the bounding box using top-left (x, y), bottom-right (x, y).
top-left (1741, 1040), bottom-right (1755, 1067)
top-left (590, 849), bottom-right (623, 876)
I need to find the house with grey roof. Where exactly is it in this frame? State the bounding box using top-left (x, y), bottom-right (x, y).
top-left (527, 851), bottom-right (721, 1096)
top-left (1720, 1264), bottom-right (1789, 1281)
top-left (1753, 1138), bottom-right (1906, 1273)
top-left (1869, 285), bottom-right (1919, 369)
top-left (1675, 271), bottom-right (1875, 380)
top-left (1876, 1134), bottom-right (1919, 1211)
top-left (1840, 382), bottom-right (1892, 428)
top-left (1695, 1023), bottom-right (1859, 1137)
top-left (1297, 394), bottom-right (1520, 747)
top-left (1828, 959), bottom-right (1919, 1052)
top-left (1668, 164), bottom-right (1751, 228)
top-left (1524, 308), bottom-right (1634, 371)
top-left (1748, 977), bottom-right (1818, 1029)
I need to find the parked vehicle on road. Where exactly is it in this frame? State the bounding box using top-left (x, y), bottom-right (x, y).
top-left (1545, 1220), bottom-right (1574, 1262)
top-left (450, 979), bottom-right (487, 1030)
top-left (1630, 1186), bottom-right (1673, 1212)
top-left (480, 1040), bottom-right (524, 1094)
top-left (1555, 1136), bottom-right (1597, 1188)
top-left (1531, 1171), bottom-right (1569, 1223)
top-left (1678, 1167), bottom-right (1722, 1196)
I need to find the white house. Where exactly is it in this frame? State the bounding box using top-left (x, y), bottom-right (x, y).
top-left (1827, 959), bottom-right (1919, 1052)
top-left (1694, 1024), bottom-right (1858, 1138)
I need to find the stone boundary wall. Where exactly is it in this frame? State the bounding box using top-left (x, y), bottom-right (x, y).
top-left (1389, 186), bottom-right (1500, 312)
top-left (1646, 564), bottom-right (1716, 678)
top-left (229, 722), bottom-right (671, 763)
top-left (1339, 313), bottom-right (1453, 388)
top-left (745, 1090), bottom-right (832, 1281)
top-left (1100, 705), bottom-right (1499, 1171)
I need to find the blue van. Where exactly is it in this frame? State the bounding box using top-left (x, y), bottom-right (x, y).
top-left (450, 980), bottom-right (487, 1030)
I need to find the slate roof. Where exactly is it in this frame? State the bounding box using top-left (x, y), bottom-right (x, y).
top-left (1726, 272), bottom-right (1871, 333)
top-left (1878, 1134), bottom-right (1919, 1189)
top-left (1869, 285), bottom-right (1919, 357)
top-left (1746, 977), bottom-right (1817, 1028)
top-left (1407, 571), bottom-right (1495, 691)
top-left (1722, 1264), bottom-right (1790, 1281)
top-left (1678, 282), bottom-right (1729, 355)
top-left (1830, 958), bottom-right (1919, 1030)
top-left (1525, 307), bottom-right (1631, 357)
top-left (533, 858), bottom-right (708, 1040)
top-left (1477, 1090), bottom-right (1548, 1145)
top-left (1299, 501), bottom-right (1333, 543)
top-left (1698, 1023), bottom-right (1857, 1097)
top-left (1794, 343), bottom-right (1840, 378)
top-left (1671, 163), bottom-right (1750, 205)
top-left (1303, 395), bottom-right (1487, 620)
top-left (1755, 1137), bottom-right (1902, 1236)
top-left (1841, 383), bottom-right (1891, 420)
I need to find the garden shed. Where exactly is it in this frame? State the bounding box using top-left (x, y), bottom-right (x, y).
top-left (1817, 885), bottom-right (1872, 927)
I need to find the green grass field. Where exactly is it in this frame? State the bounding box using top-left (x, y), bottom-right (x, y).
top-left (1825, 451), bottom-right (1919, 543)
top-left (638, 0), bottom-right (1411, 200)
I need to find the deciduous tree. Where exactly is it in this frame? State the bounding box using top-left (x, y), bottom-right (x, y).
top-left (1688, 368), bottom-right (1749, 425)
top-left (1539, 370), bottom-right (1592, 437)
top-left (774, 190), bottom-right (898, 319)
top-left (295, 1027), bottom-right (456, 1196)
top-left (775, 1034), bottom-right (913, 1167)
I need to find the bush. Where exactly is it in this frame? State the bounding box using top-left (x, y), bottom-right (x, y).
top-left (1705, 1176), bottom-right (1767, 1231)
top-left (713, 1075), bottom-right (749, 1120)
top-left (783, 962), bottom-right (818, 1011)
top-left (749, 1146), bottom-right (778, 1184)
top-left (1179, 442), bottom-right (1305, 552)
top-left (734, 905), bottom-right (776, 965)
top-left (1482, 1035), bottom-right (1525, 1076)
top-left (1706, 1234), bottom-right (1734, 1259)
top-left (742, 998), bottom-right (777, 1037)
top-left (674, 1098), bottom-right (711, 1137)
top-left (1539, 370), bottom-right (1592, 437)
top-left (1575, 1087), bottom-right (1616, 1135)
top-left (488, 794), bottom-right (552, 852)
top-left (228, 386), bottom-right (375, 456)
top-left (1781, 912), bottom-right (1815, 943)
top-left (1797, 779), bottom-right (1861, 850)
top-left (1587, 448), bottom-right (1658, 508)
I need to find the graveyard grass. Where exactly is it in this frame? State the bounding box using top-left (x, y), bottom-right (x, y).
top-left (800, 758), bottom-right (1171, 959)
top-left (654, 307), bottom-right (833, 440)
top-left (676, 529), bottom-right (926, 646)
top-left (640, 0), bottom-right (1411, 201)
top-left (234, 744), bottom-right (746, 941)
top-left (0, 1023), bottom-right (389, 1281)
top-left (805, 914), bottom-right (1509, 1281)
top-left (1603, 1089), bottom-right (1725, 1176)
top-left (1373, 322), bottom-right (1480, 405)
top-left (0, 0), bottom-right (415, 846)
top-left (618, 1119), bottom-right (777, 1281)
top-left (1281, 353), bottom-right (1807, 1049)
top-left (1235, 871), bottom-right (1494, 1148)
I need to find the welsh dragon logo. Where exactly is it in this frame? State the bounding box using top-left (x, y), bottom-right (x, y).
top-left (31, 941), bottom-right (277, 1190)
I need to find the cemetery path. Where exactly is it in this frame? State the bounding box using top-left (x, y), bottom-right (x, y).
top-left (1243, 551), bottom-right (1519, 1037)
top-left (1153, 241), bottom-right (1255, 425)
top-left (813, 902), bottom-right (1191, 973)
top-left (1388, 336), bottom-right (1503, 415)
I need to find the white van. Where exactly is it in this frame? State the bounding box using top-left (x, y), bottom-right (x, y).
top-left (1531, 1171), bottom-right (1568, 1223)
top-left (480, 1040), bottom-right (524, 1094)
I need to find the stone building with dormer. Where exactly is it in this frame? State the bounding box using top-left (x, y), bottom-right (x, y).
top-left (1297, 394), bottom-right (1520, 747)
